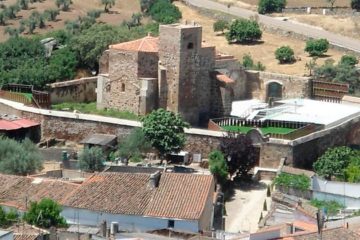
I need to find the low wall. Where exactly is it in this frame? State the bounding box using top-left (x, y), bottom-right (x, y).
top-left (46, 77), bottom-right (98, 104)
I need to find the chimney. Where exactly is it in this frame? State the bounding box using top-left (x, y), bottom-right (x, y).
top-left (148, 171), bottom-right (161, 189)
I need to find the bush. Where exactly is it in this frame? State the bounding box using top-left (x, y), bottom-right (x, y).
top-left (78, 147), bottom-right (105, 172)
top-left (208, 150), bottom-right (228, 183)
top-left (310, 199), bottom-right (344, 216)
top-left (226, 19), bottom-right (262, 43)
top-left (258, 0), bottom-right (286, 14)
top-left (305, 38), bottom-right (329, 57)
top-left (275, 46), bottom-right (295, 64)
top-left (351, 0), bottom-right (360, 11)
top-left (274, 173), bottom-right (310, 191)
top-left (149, 0), bottom-right (181, 24)
top-left (339, 54), bottom-right (358, 67)
top-left (242, 54), bottom-right (266, 71)
top-left (213, 19), bottom-right (229, 33)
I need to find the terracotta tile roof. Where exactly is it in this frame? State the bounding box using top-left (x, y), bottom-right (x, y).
top-left (280, 227), bottom-right (360, 240)
top-left (64, 172), bottom-right (154, 215)
top-left (292, 220), bottom-right (317, 232)
top-left (14, 234), bottom-right (39, 240)
top-left (0, 174), bottom-right (80, 210)
top-left (281, 166), bottom-right (315, 178)
top-left (109, 35), bottom-right (159, 53)
top-left (215, 73), bottom-right (234, 84)
top-left (145, 173), bottom-right (214, 220)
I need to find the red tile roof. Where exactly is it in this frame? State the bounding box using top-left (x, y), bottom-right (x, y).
top-left (145, 173), bottom-right (214, 220)
top-left (215, 73), bottom-right (234, 84)
top-left (280, 227), bottom-right (360, 240)
top-left (64, 172), bottom-right (154, 215)
top-left (0, 174), bottom-right (80, 210)
top-left (110, 35), bottom-right (159, 53)
top-left (0, 119), bottom-right (39, 131)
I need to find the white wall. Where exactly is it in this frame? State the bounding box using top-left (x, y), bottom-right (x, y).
top-left (0, 231), bottom-right (13, 240)
top-left (61, 207), bottom-right (199, 233)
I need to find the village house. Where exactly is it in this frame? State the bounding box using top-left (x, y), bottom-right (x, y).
top-left (0, 172), bottom-right (215, 233)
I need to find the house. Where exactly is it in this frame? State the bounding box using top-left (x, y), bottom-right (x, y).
top-left (0, 172), bottom-right (215, 233)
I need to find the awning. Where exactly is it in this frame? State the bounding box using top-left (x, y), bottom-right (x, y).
top-left (0, 119), bottom-right (39, 131)
top-left (11, 119), bottom-right (40, 128)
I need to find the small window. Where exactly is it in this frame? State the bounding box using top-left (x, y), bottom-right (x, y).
top-left (187, 42), bottom-right (194, 49)
top-left (121, 83), bottom-right (125, 92)
top-left (168, 220), bottom-right (175, 228)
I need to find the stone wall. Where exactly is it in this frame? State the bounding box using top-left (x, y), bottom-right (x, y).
top-left (47, 77), bottom-right (98, 104)
top-left (259, 142), bottom-right (293, 168)
top-left (246, 71), bottom-right (311, 101)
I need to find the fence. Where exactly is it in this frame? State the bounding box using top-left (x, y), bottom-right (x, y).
top-left (312, 80), bottom-right (349, 103)
top-left (209, 117), bottom-right (323, 140)
top-left (0, 83), bottom-right (50, 109)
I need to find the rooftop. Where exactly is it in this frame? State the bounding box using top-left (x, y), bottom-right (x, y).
top-left (80, 133), bottom-right (117, 146)
top-left (0, 114), bottom-right (39, 131)
top-left (281, 227), bottom-right (360, 240)
top-left (109, 34), bottom-right (159, 53)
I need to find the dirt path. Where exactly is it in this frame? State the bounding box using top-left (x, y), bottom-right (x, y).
top-left (225, 180), bottom-right (271, 233)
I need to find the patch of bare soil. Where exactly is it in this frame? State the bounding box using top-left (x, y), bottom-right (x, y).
top-left (175, 1), bottom-right (344, 76)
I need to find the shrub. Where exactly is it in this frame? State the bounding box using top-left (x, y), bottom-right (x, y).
top-left (78, 147), bottom-right (105, 172)
top-left (351, 0), bottom-right (360, 11)
top-left (226, 19), bottom-right (262, 43)
top-left (274, 173), bottom-right (310, 191)
top-left (242, 54), bottom-right (266, 71)
top-left (339, 54), bottom-right (358, 67)
top-left (258, 0), bottom-right (286, 14)
top-left (275, 46), bottom-right (295, 64)
top-left (310, 199), bottom-right (344, 216)
top-left (213, 19), bottom-right (229, 33)
top-left (305, 38), bottom-right (329, 57)
top-left (208, 150), bottom-right (228, 183)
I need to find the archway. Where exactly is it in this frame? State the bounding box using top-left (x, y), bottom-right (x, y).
top-left (266, 81), bottom-right (283, 102)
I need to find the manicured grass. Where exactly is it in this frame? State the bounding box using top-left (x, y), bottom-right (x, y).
top-left (222, 125), bottom-right (296, 135)
top-left (51, 102), bottom-right (138, 120)
top-left (21, 93), bottom-right (32, 101)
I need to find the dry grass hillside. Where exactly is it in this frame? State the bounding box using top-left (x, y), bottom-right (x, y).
top-left (0, 0), bottom-right (141, 41)
top-left (175, 1), bottom-right (345, 76)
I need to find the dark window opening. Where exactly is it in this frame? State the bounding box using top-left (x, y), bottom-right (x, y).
top-left (121, 83), bottom-right (125, 92)
top-left (168, 220), bottom-right (175, 228)
top-left (187, 42), bottom-right (194, 49)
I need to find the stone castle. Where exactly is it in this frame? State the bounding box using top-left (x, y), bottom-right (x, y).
top-left (97, 22), bottom-right (310, 125)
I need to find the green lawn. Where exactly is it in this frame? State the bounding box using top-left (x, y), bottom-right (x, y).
top-left (20, 93), bottom-right (32, 101)
top-left (222, 125), bottom-right (296, 135)
top-left (51, 102), bottom-right (138, 120)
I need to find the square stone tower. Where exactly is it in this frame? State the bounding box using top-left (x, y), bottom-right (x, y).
top-left (158, 22), bottom-right (215, 125)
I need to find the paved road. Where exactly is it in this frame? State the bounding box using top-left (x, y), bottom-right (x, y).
top-left (186, 0), bottom-right (360, 53)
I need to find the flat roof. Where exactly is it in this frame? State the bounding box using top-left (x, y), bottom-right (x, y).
top-left (80, 134), bottom-right (117, 146)
top-left (269, 99), bottom-right (360, 127)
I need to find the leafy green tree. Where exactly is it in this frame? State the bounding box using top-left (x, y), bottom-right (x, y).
top-left (45, 47), bottom-right (77, 80)
top-left (352, 0), bottom-right (360, 11)
top-left (213, 19), bottom-right (229, 34)
top-left (345, 164), bottom-right (360, 183)
top-left (55, 0), bottom-right (72, 11)
top-left (44, 9), bottom-right (60, 21)
top-left (219, 133), bottom-right (257, 178)
top-left (101, 0), bottom-right (115, 13)
top-left (18, 0), bottom-right (29, 10)
top-left (23, 198), bottom-right (67, 228)
top-left (313, 146), bottom-right (353, 180)
top-left (209, 150), bottom-right (228, 184)
top-left (141, 108), bottom-right (189, 162)
top-left (4, 4), bottom-right (20, 19)
top-left (258, 0), bottom-right (286, 14)
top-left (0, 137), bottom-right (43, 176)
top-left (275, 46), bottom-right (295, 64)
top-left (149, 0), bottom-right (181, 24)
top-left (0, 11), bottom-right (7, 26)
top-left (116, 128), bottom-right (151, 162)
top-left (140, 0), bottom-right (155, 12)
top-left (78, 147), bottom-right (104, 172)
top-left (87, 9), bottom-right (102, 19)
top-left (305, 38), bottom-right (329, 57)
top-left (339, 55), bottom-right (358, 67)
top-left (226, 19), bottom-right (262, 43)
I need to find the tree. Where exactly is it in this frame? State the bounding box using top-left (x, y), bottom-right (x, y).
top-left (4, 4), bottom-right (20, 19)
top-left (149, 0), bottom-right (181, 24)
top-left (275, 45), bottom-right (295, 64)
top-left (44, 9), bottom-right (60, 21)
top-left (18, 0), bottom-right (29, 10)
top-left (209, 150), bottom-right (228, 184)
top-left (140, 0), bottom-right (155, 12)
top-left (326, 0), bottom-right (336, 10)
top-left (242, 54), bottom-right (266, 71)
top-left (213, 19), bottom-right (229, 34)
top-left (0, 137), bottom-right (43, 175)
top-left (116, 128), bottom-right (151, 162)
top-left (304, 38), bottom-right (329, 57)
top-left (305, 57), bottom-right (318, 76)
top-left (226, 19), bottom-right (262, 43)
top-left (339, 54), bottom-right (358, 67)
top-left (352, 0), bottom-right (360, 11)
top-left (101, 0), bottom-right (115, 13)
top-left (23, 198), bottom-right (67, 228)
top-left (0, 11), bottom-right (7, 26)
top-left (258, 0), bottom-right (286, 14)
top-left (87, 9), bottom-right (102, 19)
top-left (313, 146), bottom-right (353, 180)
top-left (78, 147), bottom-right (104, 172)
top-left (219, 133), bottom-right (257, 178)
top-left (55, 0), bottom-right (72, 11)
top-left (141, 108), bottom-right (190, 162)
